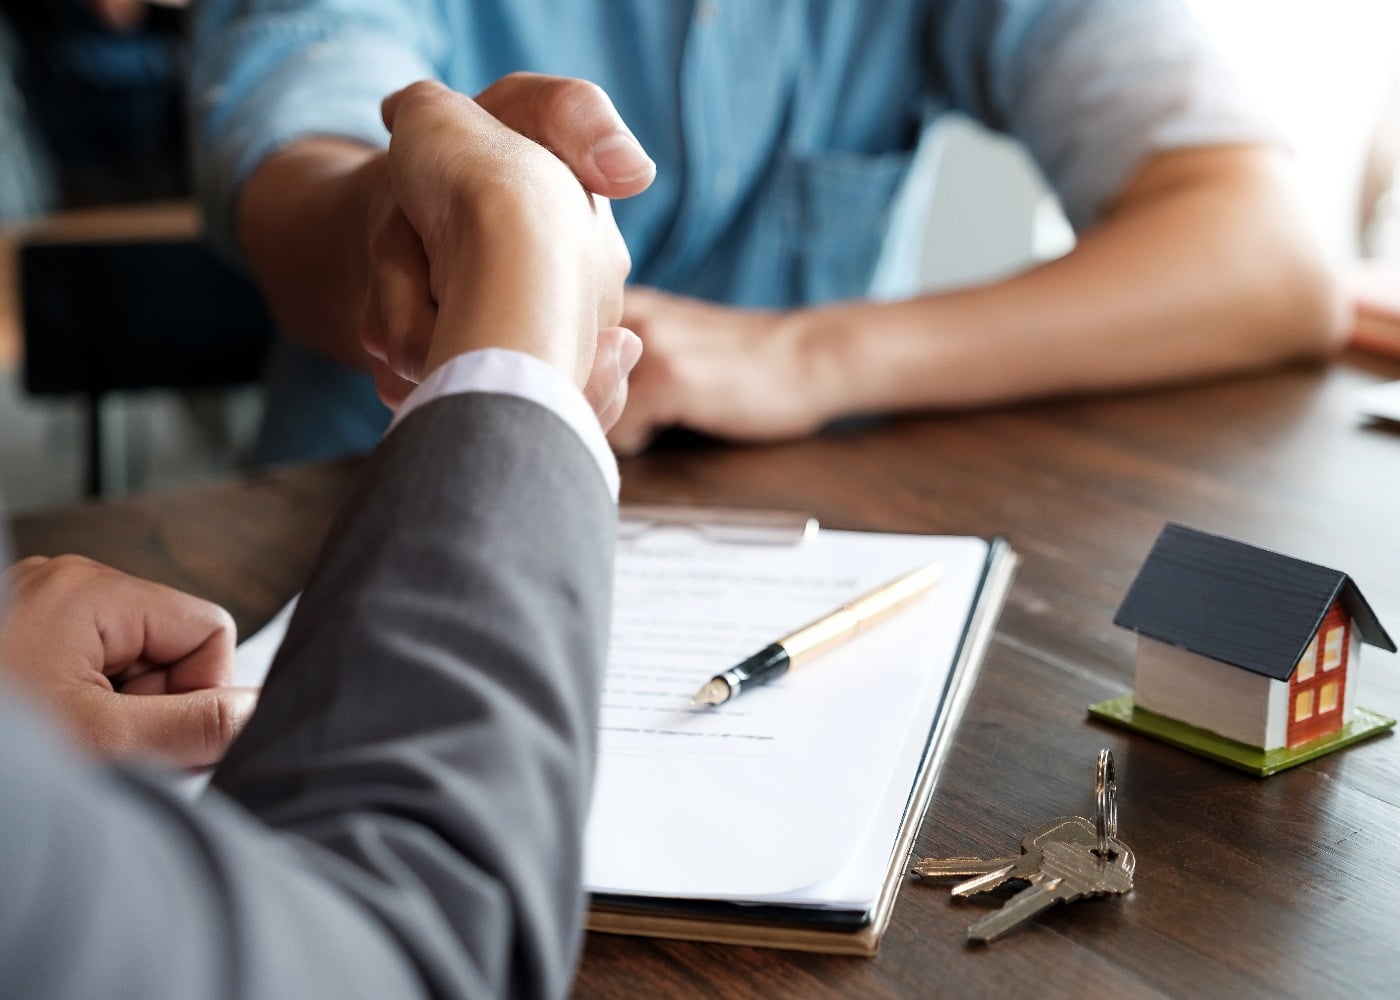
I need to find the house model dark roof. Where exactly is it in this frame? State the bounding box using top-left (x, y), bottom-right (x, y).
top-left (1114, 523), bottom-right (1396, 681)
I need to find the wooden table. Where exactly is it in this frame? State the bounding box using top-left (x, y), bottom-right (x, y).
top-left (13, 356), bottom-right (1400, 999)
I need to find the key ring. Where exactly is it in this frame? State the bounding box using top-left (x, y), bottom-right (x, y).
top-left (1095, 748), bottom-right (1117, 857)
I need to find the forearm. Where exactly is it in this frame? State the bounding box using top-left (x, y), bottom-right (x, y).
top-left (237, 138), bottom-right (383, 367)
top-left (0, 396), bottom-right (614, 1000)
top-left (212, 393), bottom-right (614, 997)
top-left (191, 0), bottom-right (445, 365)
top-left (806, 148), bottom-right (1347, 417)
top-left (0, 694), bottom-right (428, 1000)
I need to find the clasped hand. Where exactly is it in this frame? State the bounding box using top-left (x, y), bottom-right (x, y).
top-left (353, 77), bottom-right (834, 451)
top-left (357, 75), bottom-right (656, 424)
top-left (0, 556), bottom-right (256, 767)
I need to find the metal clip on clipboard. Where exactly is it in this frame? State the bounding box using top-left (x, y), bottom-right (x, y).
top-left (617, 504), bottom-right (818, 546)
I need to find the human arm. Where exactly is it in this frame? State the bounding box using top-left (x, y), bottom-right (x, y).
top-left (190, 0), bottom-right (652, 384)
top-left (0, 392), bottom-right (614, 1000)
top-left (232, 75), bottom-right (651, 398)
top-left (605, 0), bottom-right (1346, 453)
top-left (610, 144), bottom-right (1344, 452)
top-left (0, 81), bottom-right (630, 999)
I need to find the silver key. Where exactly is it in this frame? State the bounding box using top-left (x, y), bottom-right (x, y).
top-left (966, 833), bottom-right (1135, 943)
top-left (911, 815), bottom-right (1098, 897)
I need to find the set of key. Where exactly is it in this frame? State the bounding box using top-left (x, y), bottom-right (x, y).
top-left (912, 749), bottom-right (1135, 942)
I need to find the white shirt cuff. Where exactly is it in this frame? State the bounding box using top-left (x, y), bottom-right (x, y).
top-left (386, 349), bottom-right (620, 501)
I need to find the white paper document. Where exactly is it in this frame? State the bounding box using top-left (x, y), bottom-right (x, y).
top-left (1358, 379), bottom-right (1400, 423)
top-left (590, 528), bottom-right (990, 909)
top-left (221, 527), bottom-right (993, 913)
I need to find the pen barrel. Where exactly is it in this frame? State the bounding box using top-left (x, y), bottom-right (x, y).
top-left (783, 607), bottom-right (861, 665)
top-left (784, 563), bottom-right (943, 667)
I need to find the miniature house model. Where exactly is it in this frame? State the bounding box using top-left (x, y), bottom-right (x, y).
top-left (1113, 524), bottom-right (1395, 752)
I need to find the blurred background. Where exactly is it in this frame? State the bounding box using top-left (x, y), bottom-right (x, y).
top-left (2, 0), bottom-right (1398, 512)
top-left (0, 0), bottom-right (265, 510)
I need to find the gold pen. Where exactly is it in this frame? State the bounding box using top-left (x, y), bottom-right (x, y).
top-left (690, 562), bottom-right (944, 706)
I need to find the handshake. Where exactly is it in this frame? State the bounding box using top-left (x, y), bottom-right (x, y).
top-left (0, 74), bottom-right (658, 770)
top-left (358, 74), bottom-right (657, 429)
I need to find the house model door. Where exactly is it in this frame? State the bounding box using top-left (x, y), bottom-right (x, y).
top-left (1287, 604), bottom-right (1350, 747)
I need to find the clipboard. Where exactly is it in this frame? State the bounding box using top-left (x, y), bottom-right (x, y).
top-left (618, 503), bottom-right (818, 546)
top-left (214, 505), bottom-right (1017, 956)
top-left (584, 506), bottom-right (1019, 956)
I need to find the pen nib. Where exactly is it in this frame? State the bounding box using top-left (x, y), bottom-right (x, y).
top-left (690, 678), bottom-right (731, 707)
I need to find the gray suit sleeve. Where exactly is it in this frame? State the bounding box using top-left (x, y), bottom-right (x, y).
top-left (0, 392), bottom-right (615, 1000)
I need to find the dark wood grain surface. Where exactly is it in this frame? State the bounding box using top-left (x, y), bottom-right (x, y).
top-left (12, 356), bottom-right (1400, 999)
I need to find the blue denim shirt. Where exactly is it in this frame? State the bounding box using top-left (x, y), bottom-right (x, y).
top-left (190, 0), bottom-right (1277, 459)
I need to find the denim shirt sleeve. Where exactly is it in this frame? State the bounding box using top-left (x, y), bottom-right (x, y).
top-left (928, 0), bottom-right (1284, 230)
top-left (190, 0), bottom-right (449, 258)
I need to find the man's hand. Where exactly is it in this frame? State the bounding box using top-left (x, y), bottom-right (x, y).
top-left (0, 556), bottom-right (257, 768)
top-left (607, 286), bottom-right (831, 454)
top-left (357, 75), bottom-right (654, 419)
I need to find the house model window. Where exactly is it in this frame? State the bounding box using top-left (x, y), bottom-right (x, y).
top-left (1111, 524), bottom-right (1395, 754)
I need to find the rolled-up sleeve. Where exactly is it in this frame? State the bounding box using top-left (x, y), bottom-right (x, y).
top-left (929, 0), bottom-right (1284, 230)
top-left (190, 0), bottom-right (448, 255)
